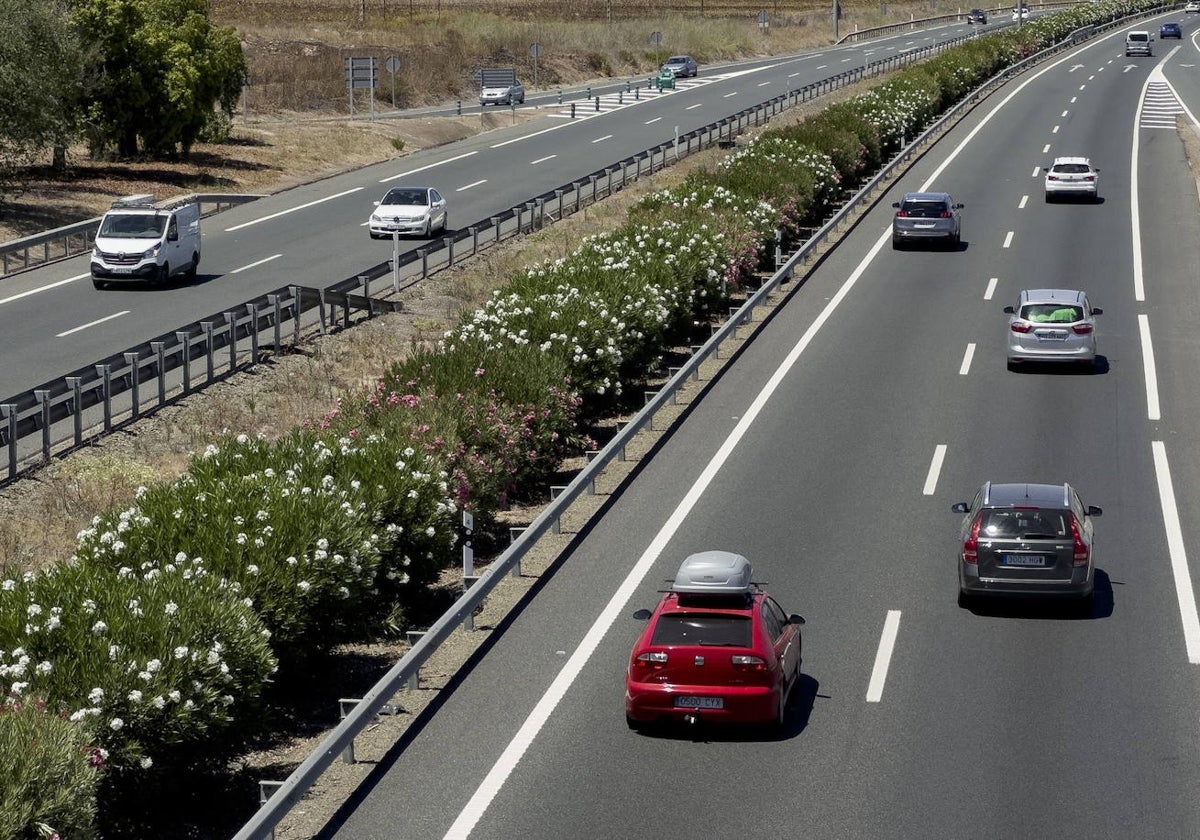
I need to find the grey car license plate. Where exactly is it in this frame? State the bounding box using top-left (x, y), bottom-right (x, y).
top-left (1002, 554), bottom-right (1049, 567)
top-left (1036, 331), bottom-right (1068, 341)
top-left (674, 696), bottom-right (723, 709)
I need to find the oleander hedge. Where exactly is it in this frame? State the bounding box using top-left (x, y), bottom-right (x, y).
top-left (0, 2), bottom-right (1163, 835)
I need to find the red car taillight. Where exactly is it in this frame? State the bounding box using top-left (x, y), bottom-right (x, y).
top-left (1010, 322), bottom-right (1033, 333)
top-left (1070, 515), bottom-right (1090, 567)
top-left (962, 516), bottom-right (982, 565)
top-left (895, 210), bottom-right (908, 217)
top-left (1072, 324), bottom-right (1093, 334)
top-left (634, 651), bottom-right (668, 670)
top-left (731, 655), bottom-right (768, 672)
top-left (1047, 174), bottom-right (1061, 181)
top-left (940, 211), bottom-right (952, 218)
top-left (1083, 175), bottom-right (1095, 182)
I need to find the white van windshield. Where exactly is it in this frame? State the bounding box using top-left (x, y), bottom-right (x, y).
top-left (99, 213), bottom-right (167, 238)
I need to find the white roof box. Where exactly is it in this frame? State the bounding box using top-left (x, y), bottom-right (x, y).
top-left (671, 551), bottom-right (753, 595)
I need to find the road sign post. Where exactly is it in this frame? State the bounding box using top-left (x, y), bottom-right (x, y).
top-left (345, 57), bottom-right (379, 118)
top-left (530, 43), bottom-right (542, 92)
top-left (650, 31), bottom-right (663, 70)
top-left (385, 55), bottom-right (400, 109)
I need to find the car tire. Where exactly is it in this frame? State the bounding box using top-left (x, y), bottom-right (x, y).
top-left (92, 278), bottom-right (106, 290)
top-left (957, 589), bottom-right (976, 610)
top-left (949, 233), bottom-right (960, 250)
top-left (772, 686), bottom-right (788, 732)
top-left (891, 237), bottom-right (902, 250)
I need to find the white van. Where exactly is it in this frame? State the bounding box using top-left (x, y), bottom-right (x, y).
top-left (90, 195), bottom-right (201, 289)
top-left (1125, 30), bottom-right (1153, 56)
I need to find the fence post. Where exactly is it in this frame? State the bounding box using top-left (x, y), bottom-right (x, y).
top-left (3, 405), bottom-right (15, 480)
top-left (226, 311), bottom-right (239, 373)
top-left (177, 332), bottom-right (192, 395)
top-left (151, 342), bottom-right (166, 406)
top-left (69, 377), bottom-right (82, 446)
top-left (97, 364), bottom-right (112, 435)
top-left (289, 287), bottom-right (301, 346)
top-left (35, 390), bottom-right (50, 464)
top-left (203, 322), bottom-right (215, 382)
top-left (125, 352), bottom-right (140, 420)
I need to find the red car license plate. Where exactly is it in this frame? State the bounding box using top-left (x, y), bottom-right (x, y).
top-left (674, 696), bottom-right (723, 709)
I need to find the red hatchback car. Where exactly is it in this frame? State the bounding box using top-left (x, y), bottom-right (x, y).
top-left (625, 551), bottom-right (805, 730)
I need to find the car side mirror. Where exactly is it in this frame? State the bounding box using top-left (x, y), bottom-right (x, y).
top-left (788, 614), bottom-right (806, 626)
top-left (632, 608), bottom-right (652, 620)
top-left (373, 200), bottom-right (381, 206)
top-left (952, 502), bottom-right (970, 513)
top-left (954, 203), bottom-right (965, 209)
top-left (1086, 505), bottom-right (1103, 517)
top-left (1091, 307), bottom-right (1103, 316)
top-left (1003, 305), bottom-right (1015, 314)
top-left (892, 201), bottom-right (901, 208)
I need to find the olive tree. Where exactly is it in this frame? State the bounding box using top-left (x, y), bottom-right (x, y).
top-left (69, 0), bottom-right (245, 158)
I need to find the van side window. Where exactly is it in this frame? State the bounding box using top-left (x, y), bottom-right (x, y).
top-left (167, 217), bottom-right (178, 240)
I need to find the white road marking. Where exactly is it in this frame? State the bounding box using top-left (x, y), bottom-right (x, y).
top-left (1088, 74), bottom-right (1095, 80)
top-left (1052, 125), bottom-right (1060, 133)
top-left (1061, 109), bottom-right (1070, 117)
top-left (1138, 314), bottom-right (1161, 420)
top-left (1071, 96), bottom-right (1077, 103)
top-left (1018, 195), bottom-right (1028, 209)
top-left (841, 57), bottom-right (852, 62)
top-left (530, 154), bottom-right (556, 165)
top-left (685, 103), bottom-right (702, 110)
top-left (984, 277), bottom-right (998, 300)
top-left (1003, 231), bottom-right (1014, 248)
top-left (1151, 442), bottom-right (1200, 664)
top-left (922, 444), bottom-right (947, 495)
top-left (817, 64), bottom-right (828, 69)
top-left (723, 91), bottom-right (739, 97)
top-left (1032, 165), bottom-right (1042, 176)
top-left (591, 134), bottom-right (612, 143)
top-left (0, 273), bottom-right (88, 307)
top-left (757, 81), bottom-right (772, 86)
top-left (380, 151), bottom-right (478, 182)
top-left (1042, 144), bottom-right (1050, 154)
top-left (442, 204), bottom-right (896, 840)
top-left (1132, 68), bottom-right (1151, 301)
top-left (959, 344), bottom-right (976, 375)
top-left (57, 311), bottom-right (129, 337)
top-left (225, 187), bottom-right (364, 232)
top-left (456, 179), bottom-right (487, 191)
top-left (230, 254), bottom-right (281, 274)
top-left (645, 117), bottom-right (662, 124)
top-left (788, 71), bottom-right (801, 77)
top-left (866, 611), bottom-right (902, 703)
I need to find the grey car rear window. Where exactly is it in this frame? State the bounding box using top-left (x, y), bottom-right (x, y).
top-left (1021, 304), bottom-right (1083, 323)
top-left (651, 614), bottom-right (752, 647)
top-left (980, 509), bottom-right (1069, 538)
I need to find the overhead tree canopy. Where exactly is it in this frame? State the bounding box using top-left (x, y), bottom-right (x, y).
top-left (0, 1), bottom-right (82, 189)
top-left (70, 0), bottom-right (245, 158)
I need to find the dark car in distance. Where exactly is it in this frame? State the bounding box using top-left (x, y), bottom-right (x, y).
top-left (967, 8), bottom-right (988, 23)
top-left (1161, 21), bottom-right (1183, 38)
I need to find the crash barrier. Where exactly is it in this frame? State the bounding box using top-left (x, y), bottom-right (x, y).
top-left (0, 194), bottom-right (265, 278)
top-left (230, 13), bottom-right (1143, 840)
top-left (835, 1), bottom-right (1077, 44)
top-left (0, 35), bottom-right (975, 486)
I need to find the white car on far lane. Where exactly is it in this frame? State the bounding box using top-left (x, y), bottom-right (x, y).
top-left (1186, 1), bottom-right (1199, 13)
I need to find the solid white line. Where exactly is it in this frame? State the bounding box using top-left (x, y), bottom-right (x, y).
top-left (0, 273), bottom-right (88, 307)
top-left (866, 611), bottom-right (902, 703)
top-left (592, 134), bottom-right (612, 143)
top-left (380, 150), bottom-right (478, 182)
top-left (529, 154), bottom-right (556, 165)
top-left (685, 103), bottom-right (702, 110)
top-left (1018, 195), bottom-right (1028, 209)
top-left (922, 444), bottom-right (947, 495)
top-left (1138, 314), bottom-right (1161, 421)
top-left (1151, 441), bottom-right (1200, 664)
top-left (230, 254), bottom-right (281, 274)
top-left (225, 187), bottom-right (363, 231)
top-left (57, 310), bottom-right (129, 337)
top-left (1003, 231), bottom-right (1014, 248)
top-left (645, 117), bottom-right (662, 124)
top-left (984, 277), bottom-right (998, 300)
top-left (959, 343), bottom-right (976, 375)
top-left (456, 179), bottom-right (487, 191)
top-left (442, 215), bottom-right (895, 840)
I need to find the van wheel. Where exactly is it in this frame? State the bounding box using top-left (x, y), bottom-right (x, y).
top-left (158, 262), bottom-right (170, 285)
top-left (93, 278), bottom-right (106, 290)
top-left (185, 254), bottom-right (199, 282)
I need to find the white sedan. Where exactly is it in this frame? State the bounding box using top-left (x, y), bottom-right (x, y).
top-left (368, 186), bottom-right (448, 239)
top-left (1186, 1), bottom-right (1199, 13)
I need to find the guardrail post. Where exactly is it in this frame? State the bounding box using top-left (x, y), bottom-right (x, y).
top-left (492, 215), bottom-right (502, 242)
top-left (405, 630), bottom-right (426, 689)
top-left (290, 287), bottom-right (302, 346)
top-left (470, 225), bottom-right (479, 255)
top-left (96, 365), bottom-right (112, 434)
top-left (35, 390), bottom-right (50, 464)
top-left (124, 352), bottom-right (140, 420)
top-left (3, 405), bottom-right (15, 480)
top-left (225, 312), bottom-right (239, 372)
top-left (338, 699), bottom-right (358, 764)
top-left (316, 289), bottom-right (328, 335)
top-left (419, 247), bottom-right (429, 278)
top-left (269, 295), bottom-right (282, 352)
top-left (151, 342), bottom-right (167, 406)
top-left (202, 322), bottom-right (215, 381)
top-left (258, 781), bottom-right (284, 840)
top-left (249, 304), bottom-right (261, 363)
top-left (444, 235), bottom-right (455, 266)
top-left (462, 574), bottom-right (480, 631)
top-left (535, 200), bottom-right (544, 229)
top-left (177, 333), bottom-right (192, 395)
top-left (555, 188), bottom-right (564, 219)
top-left (68, 377), bottom-right (83, 446)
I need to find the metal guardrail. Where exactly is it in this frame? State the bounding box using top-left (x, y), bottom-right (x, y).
top-left (835, 2), bottom-right (1076, 43)
top-left (225, 18), bottom-right (1138, 840)
top-left (0, 38), bottom-right (969, 487)
top-left (0, 193), bottom-right (265, 278)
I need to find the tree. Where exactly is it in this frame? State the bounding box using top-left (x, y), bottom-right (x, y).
top-left (70, 0), bottom-right (245, 158)
top-left (0, 1), bottom-right (82, 190)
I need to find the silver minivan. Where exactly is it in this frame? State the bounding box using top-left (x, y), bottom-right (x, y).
top-left (891, 192), bottom-right (963, 250)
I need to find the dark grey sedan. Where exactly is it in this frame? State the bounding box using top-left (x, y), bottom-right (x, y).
top-left (952, 482), bottom-right (1102, 610)
top-left (891, 192), bottom-right (963, 250)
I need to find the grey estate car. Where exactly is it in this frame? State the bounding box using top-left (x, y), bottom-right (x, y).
top-left (953, 482), bottom-right (1102, 609)
top-left (891, 192), bottom-right (963, 249)
top-left (1004, 288), bottom-right (1101, 370)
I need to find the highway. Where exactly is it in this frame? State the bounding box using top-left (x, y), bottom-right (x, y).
top-left (0, 18), bottom-right (996, 400)
top-left (313, 15), bottom-right (1200, 840)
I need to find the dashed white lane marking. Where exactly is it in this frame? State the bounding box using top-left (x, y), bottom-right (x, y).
top-left (1138, 314), bottom-right (1160, 420)
top-left (1003, 231), bottom-right (1014, 248)
top-left (866, 611), bottom-right (902, 703)
top-left (645, 117), bottom-right (662, 124)
top-left (456, 179), bottom-right (487, 191)
top-left (1151, 442), bottom-right (1200, 664)
top-left (685, 103), bottom-right (702, 110)
top-left (225, 187), bottom-right (364, 232)
top-left (0, 273), bottom-right (87, 307)
top-left (1019, 195), bottom-right (1028, 209)
top-left (923, 444), bottom-right (947, 495)
top-left (984, 277), bottom-right (998, 300)
top-left (57, 311), bottom-right (129, 337)
top-left (959, 344), bottom-right (976, 375)
top-left (1042, 144), bottom-right (1050, 154)
top-left (231, 254), bottom-right (281, 274)
top-left (380, 150), bottom-right (478, 182)
top-left (530, 154), bottom-right (556, 165)
top-left (591, 135), bottom-right (612, 143)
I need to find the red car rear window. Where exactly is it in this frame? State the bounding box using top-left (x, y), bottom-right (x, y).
top-left (650, 614), bottom-right (752, 647)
